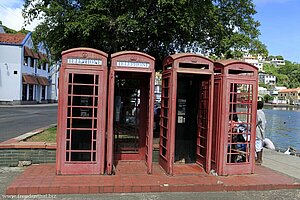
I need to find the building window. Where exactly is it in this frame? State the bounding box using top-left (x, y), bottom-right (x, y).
top-left (37, 60), bottom-right (41, 69)
top-left (42, 62), bottom-right (47, 70)
top-left (22, 84), bottom-right (27, 100)
top-left (29, 57), bottom-right (33, 68)
top-left (24, 57), bottom-right (28, 66)
top-left (42, 86), bottom-right (46, 100)
top-left (29, 85), bottom-right (34, 101)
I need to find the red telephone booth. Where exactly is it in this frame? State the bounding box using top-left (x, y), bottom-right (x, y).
top-left (56, 48), bottom-right (108, 175)
top-left (211, 60), bottom-right (258, 175)
top-left (106, 51), bottom-right (155, 175)
top-left (159, 53), bottom-right (214, 175)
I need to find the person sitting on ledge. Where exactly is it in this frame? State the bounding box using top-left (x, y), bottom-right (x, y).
top-left (256, 100), bottom-right (266, 164)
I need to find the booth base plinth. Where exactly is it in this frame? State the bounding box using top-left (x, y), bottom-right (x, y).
top-left (6, 163), bottom-right (300, 195)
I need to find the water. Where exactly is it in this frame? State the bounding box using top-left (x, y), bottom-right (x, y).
top-left (264, 106), bottom-right (300, 152)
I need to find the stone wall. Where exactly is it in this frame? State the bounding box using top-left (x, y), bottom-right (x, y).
top-left (0, 149), bottom-right (56, 167)
top-left (0, 149), bottom-right (159, 167)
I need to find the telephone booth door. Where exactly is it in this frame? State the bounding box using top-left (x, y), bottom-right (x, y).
top-left (159, 71), bottom-right (174, 174)
top-left (106, 51), bottom-right (155, 175)
top-left (212, 60), bottom-right (258, 175)
top-left (159, 53), bottom-right (214, 175)
top-left (56, 48), bottom-right (108, 175)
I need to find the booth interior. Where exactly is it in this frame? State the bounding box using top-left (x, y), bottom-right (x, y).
top-left (159, 54), bottom-right (214, 176)
top-left (105, 51), bottom-right (155, 175)
top-left (113, 72), bottom-right (151, 161)
top-left (175, 73), bottom-right (211, 165)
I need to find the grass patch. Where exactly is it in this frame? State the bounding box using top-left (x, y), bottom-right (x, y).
top-left (25, 126), bottom-right (57, 143)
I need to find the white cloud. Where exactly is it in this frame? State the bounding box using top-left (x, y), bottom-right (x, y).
top-left (0, 0), bottom-right (40, 31)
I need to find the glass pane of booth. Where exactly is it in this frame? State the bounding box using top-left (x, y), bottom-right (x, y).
top-left (160, 77), bottom-right (170, 158)
top-left (196, 80), bottom-right (210, 162)
top-left (227, 83), bottom-right (253, 164)
top-left (65, 73), bottom-right (99, 162)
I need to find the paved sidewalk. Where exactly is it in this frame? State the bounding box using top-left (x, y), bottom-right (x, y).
top-left (1, 149), bottom-right (300, 199)
top-left (262, 148), bottom-right (300, 180)
top-left (5, 161), bottom-right (300, 195)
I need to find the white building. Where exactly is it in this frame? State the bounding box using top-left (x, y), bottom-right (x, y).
top-left (270, 58), bottom-right (285, 67)
top-left (278, 88), bottom-right (300, 105)
top-left (48, 63), bottom-right (60, 102)
top-left (258, 86), bottom-right (269, 96)
top-left (270, 86), bottom-right (287, 104)
top-left (258, 72), bottom-right (276, 85)
top-left (0, 26), bottom-right (4, 34)
top-left (271, 86), bottom-right (287, 95)
top-left (242, 54), bottom-right (264, 71)
top-left (0, 31), bottom-right (53, 104)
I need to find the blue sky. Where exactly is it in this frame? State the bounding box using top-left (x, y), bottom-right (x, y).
top-left (0, 0), bottom-right (23, 8)
top-left (0, 0), bottom-right (299, 63)
top-left (254, 0), bottom-right (300, 62)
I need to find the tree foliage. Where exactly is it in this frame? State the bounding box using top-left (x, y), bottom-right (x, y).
top-left (23, 0), bottom-right (267, 68)
top-left (263, 94), bottom-right (273, 103)
top-left (263, 61), bottom-right (300, 88)
top-left (259, 82), bottom-right (272, 90)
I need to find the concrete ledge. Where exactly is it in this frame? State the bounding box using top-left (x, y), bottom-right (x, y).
top-left (262, 148), bottom-right (300, 180)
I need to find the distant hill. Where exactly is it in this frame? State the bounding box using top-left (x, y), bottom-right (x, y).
top-left (0, 21), bottom-right (30, 34)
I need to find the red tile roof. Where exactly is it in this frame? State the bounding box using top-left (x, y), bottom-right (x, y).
top-left (279, 88), bottom-right (300, 93)
top-left (37, 76), bottom-right (50, 86)
top-left (22, 74), bottom-right (39, 85)
top-left (24, 46), bottom-right (34, 57)
top-left (0, 33), bottom-right (26, 44)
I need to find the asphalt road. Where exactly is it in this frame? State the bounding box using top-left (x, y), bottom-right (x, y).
top-left (0, 104), bottom-right (57, 142)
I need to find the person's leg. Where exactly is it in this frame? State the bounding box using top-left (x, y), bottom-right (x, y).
top-left (256, 149), bottom-right (263, 164)
top-left (255, 138), bottom-right (263, 164)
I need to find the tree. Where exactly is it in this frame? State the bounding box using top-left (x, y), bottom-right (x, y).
top-left (276, 55), bottom-right (284, 60)
top-left (18, 28), bottom-right (30, 35)
top-left (264, 94), bottom-right (274, 103)
top-left (23, 0), bottom-right (267, 68)
top-left (259, 82), bottom-right (272, 90)
top-left (263, 94), bottom-right (273, 103)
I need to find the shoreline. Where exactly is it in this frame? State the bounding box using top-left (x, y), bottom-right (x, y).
top-left (264, 103), bottom-right (300, 108)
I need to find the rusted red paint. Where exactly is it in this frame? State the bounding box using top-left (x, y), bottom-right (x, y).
top-left (212, 60), bottom-right (258, 175)
top-left (106, 51), bottom-right (155, 175)
top-left (159, 53), bottom-right (214, 175)
top-left (57, 48), bottom-right (108, 175)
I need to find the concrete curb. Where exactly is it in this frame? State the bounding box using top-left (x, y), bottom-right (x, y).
top-left (0, 103), bottom-right (58, 108)
top-left (0, 124), bottom-right (57, 149)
